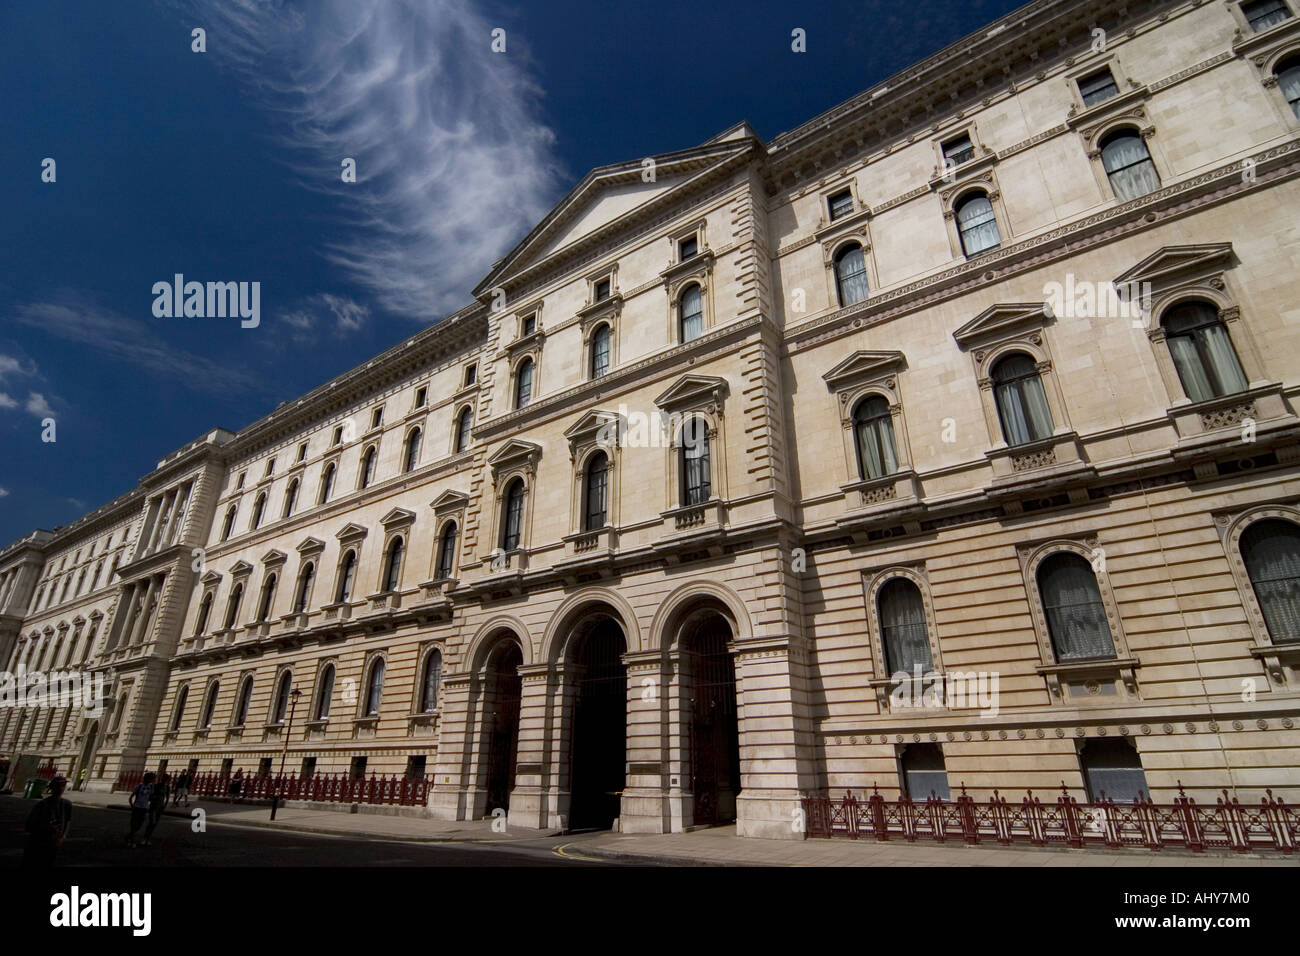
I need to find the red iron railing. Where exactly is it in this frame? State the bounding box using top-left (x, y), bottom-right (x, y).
top-left (34, 760), bottom-right (58, 779)
top-left (801, 782), bottom-right (1297, 854)
top-left (115, 769), bottom-right (431, 807)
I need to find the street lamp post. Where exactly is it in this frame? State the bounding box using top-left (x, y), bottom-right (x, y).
top-left (271, 687), bottom-right (302, 820)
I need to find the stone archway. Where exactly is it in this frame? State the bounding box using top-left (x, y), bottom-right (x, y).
top-left (678, 608), bottom-right (740, 827)
top-left (73, 720), bottom-right (100, 791)
top-left (480, 638), bottom-right (523, 816)
top-left (563, 615), bottom-right (628, 831)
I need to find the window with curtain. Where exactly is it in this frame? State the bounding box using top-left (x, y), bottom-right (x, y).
top-left (294, 563), bottom-right (314, 613)
top-left (169, 686), bottom-right (188, 731)
top-left (1280, 57), bottom-right (1300, 117)
top-left (852, 395), bottom-right (899, 480)
top-left (251, 494), bottom-right (266, 529)
top-left (680, 418), bottom-right (711, 506)
top-left (878, 578), bottom-right (932, 674)
top-left (942, 134), bottom-right (975, 167)
top-left (1037, 552), bottom-right (1116, 661)
top-left (420, 649), bottom-right (443, 713)
top-left (233, 677), bottom-right (253, 727)
top-left (679, 284), bottom-right (704, 342)
top-left (955, 192), bottom-right (1000, 256)
top-left (359, 446), bottom-right (376, 488)
top-left (256, 573), bottom-right (277, 622)
top-left (223, 583), bottom-right (243, 629)
top-left (383, 537), bottom-right (404, 592)
top-left (199, 681), bottom-right (219, 728)
top-left (1240, 518), bottom-right (1300, 642)
top-left (992, 353), bottom-right (1054, 445)
top-left (1100, 130), bottom-right (1161, 200)
top-left (515, 358), bottom-right (534, 409)
top-left (436, 523), bottom-right (458, 580)
top-left (900, 743), bottom-right (951, 800)
top-left (364, 659), bottom-right (385, 716)
top-left (314, 664), bottom-right (334, 720)
top-left (455, 407), bottom-right (473, 453)
top-left (502, 479), bottom-right (525, 552)
top-left (1078, 67), bottom-right (1119, 107)
top-left (584, 452), bottom-right (609, 531)
top-left (336, 550), bottom-right (357, 602)
top-left (590, 324), bottom-right (611, 378)
top-left (319, 463), bottom-right (336, 503)
top-left (272, 672), bottom-right (293, 723)
top-left (1080, 738), bottom-right (1148, 802)
top-left (283, 479), bottom-right (299, 519)
top-left (194, 593), bottom-right (212, 635)
top-left (1243, 0), bottom-right (1292, 31)
top-left (828, 189), bottom-right (854, 221)
top-left (834, 243), bottom-right (869, 307)
top-left (1162, 301), bottom-right (1249, 402)
top-left (403, 428), bottom-right (421, 473)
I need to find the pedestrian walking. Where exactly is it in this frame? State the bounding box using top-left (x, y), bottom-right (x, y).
top-left (173, 770), bottom-right (190, 807)
top-left (126, 772), bottom-right (154, 847)
top-left (141, 772), bottom-right (170, 845)
top-left (229, 768), bottom-right (244, 799)
top-left (23, 775), bottom-right (72, 867)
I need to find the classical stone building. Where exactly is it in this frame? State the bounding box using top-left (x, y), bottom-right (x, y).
top-left (4, 0), bottom-right (1300, 838)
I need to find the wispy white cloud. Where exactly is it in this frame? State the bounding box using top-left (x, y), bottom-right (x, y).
top-left (25, 393), bottom-right (55, 418)
top-left (0, 488), bottom-right (9, 499)
top-left (279, 293), bottom-right (371, 338)
top-left (178, 0), bottom-right (565, 318)
top-left (0, 393), bottom-right (17, 410)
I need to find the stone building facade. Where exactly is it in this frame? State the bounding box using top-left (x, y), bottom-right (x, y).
top-left (3, 0), bottom-right (1300, 838)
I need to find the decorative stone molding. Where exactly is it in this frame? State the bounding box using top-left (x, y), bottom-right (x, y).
top-left (1214, 503), bottom-right (1300, 683)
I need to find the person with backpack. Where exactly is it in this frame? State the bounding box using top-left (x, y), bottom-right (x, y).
top-left (126, 772), bottom-right (154, 847)
top-left (23, 775), bottom-right (72, 867)
top-left (141, 772), bottom-right (170, 846)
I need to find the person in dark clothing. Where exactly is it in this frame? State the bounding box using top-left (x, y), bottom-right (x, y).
top-left (172, 770), bottom-right (191, 807)
top-left (24, 776), bottom-right (72, 867)
top-left (141, 772), bottom-right (170, 845)
top-left (126, 772), bottom-right (155, 847)
top-left (229, 768), bottom-right (244, 799)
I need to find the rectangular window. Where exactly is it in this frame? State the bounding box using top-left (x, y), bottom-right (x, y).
top-left (405, 755), bottom-right (427, 781)
top-left (464, 364), bottom-right (477, 386)
top-left (236, 471), bottom-right (246, 489)
top-left (899, 744), bottom-right (951, 801)
top-left (265, 458), bottom-right (276, 477)
top-left (300, 756), bottom-right (317, 779)
top-left (349, 756), bottom-right (368, 780)
top-left (942, 134), bottom-right (975, 167)
top-left (257, 757), bottom-right (273, 778)
top-left (1077, 67), bottom-right (1119, 107)
top-left (414, 385), bottom-right (427, 408)
top-left (827, 188), bottom-right (854, 221)
top-left (371, 407), bottom-right (384, 429)
top-left (332, 426), bottom-right (343, 446)
top-left (679, 236), bottom-right (698, 260)
top-left (522, 314), bottom-right (537, 336)
top-left (1243, 0), bottom-right (1292, 31)
top-left (297, 442), bottom-right (308, 462)
top-left (594, 278), bottom-right (611, 302)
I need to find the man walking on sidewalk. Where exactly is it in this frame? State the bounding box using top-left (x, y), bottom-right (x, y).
top-left (141, 772), bottom-right (170, 846)
top-left (126, 772), bottom-right (154, 847)
top-left (23, 775), bottom-right (72, 867)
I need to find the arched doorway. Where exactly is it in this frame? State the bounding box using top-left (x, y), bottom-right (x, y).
top-left (482, 640), bottom-right (523, 815)
top-left (566, 617), bottom-right (627, 831)
top-left (73, 720), bottom-right (99, 791)
top-left (682, 611), bottom-right (740, 826)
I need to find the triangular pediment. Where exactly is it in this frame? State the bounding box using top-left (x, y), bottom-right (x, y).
top-left (654, 374), bottom-right (729, 412)
top-left (822, 351), bottom-right (907, 391)
top-left (953, 303), bottom-right (1053, 350)
top-left (228, 560), bottom-right (253, 577)
top-left (260, 548), bottom-right (288, 566)
top-left (335, 522), bottom-right (369, 542)
top-left (1113, 243), bottom-right (1234, 290)
top-left (430, 489), bottom-right (469, 514)
top-left (296, 536), bottom-right (326, 556)
top-left (200, 570), bottom-right (223, 586)
top-left (487, 438), bottom-right (543, 471)
top-left (564, 409), bottom-right (622, 443)
top-left (380, 507), bottom-right (417, 530)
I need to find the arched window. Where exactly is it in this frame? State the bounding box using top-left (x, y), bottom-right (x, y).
top-left (272, 671), bottom-right (293, 724)
top-left (1240, 518), bottom-right (1300, 643)
top-left (679, 417), bottom-right (711, 506)
top-left (283, 478), bottom-right (299, 519)
top-left (256, 572), bottom-right (277, 622)
top-left (80, 624), bottom-right (98, 664)
top-left (834, 243), bottom-right (869, 307)
top-left (1100, 130), bottom-right (1161, 201)
top-left (403, 428), bottom-right (422, 473)
top-left (436, 523), bottom-right (458, 580)
top-left (420, 648), bottom-right (443, 713)
top-left (584, 451), bottom-right (609, 531)
top-left (955, 192), bottom-right (1000, 256)
top-left (1162, 301), bottom-right (1249, 402)
top-left (199, 681), bottom-right (220, 729)
top-left (382, 537), bottom-right (404, 593)
top-left (293, 562), bottom-right (315, 614)
top-left (169, 685), bottom-right (189, 732)
top-left (501, 479), bottom-right (526, 552)
top-left (194, 592), bottom-right (213, 635)
top-left (359, 445), bottom-right (377, 489)
top-left (319, 462), bottom-right (336, 504)
top-left (233, 675), bottom-right (254, 727)
top-left (992, 353), bottom-right (1054, 445)
top-left (514, 358), bottom-right (534, 409)
top-left (590, 323), bottom-right (611, 378)
top-left (454, 407), bottom-right (473, 453)
top-left (679, 284), bottom-right (704, 343)
top-left (221, 505), bottom-right (237, 541)
top-left (1279, 56), bottom-right (1300, 118)
top-left (223, 583), bottom-right (244, 630)
top-left (852, 395), bottom-right (898, 480)
top-left (92, 561), bottom-right (104, 590)
top-left (336, 550), bottom-right (357, 603)
top-left (878, 578), bottom-right (932, 674)
top-left (313, 663), bottom-right (335, 720)
top-left (111, 692), bottom-right (129, 732)
top-left (251, 493), bottom-right (266, 530)
top-left (363, 658), bottom-right (386, 716)
top-left (1037, 552), bottom-right (1116, 662)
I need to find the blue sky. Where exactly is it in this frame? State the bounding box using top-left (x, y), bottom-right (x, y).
top-left (0, 0), bottom-right (1023, 545)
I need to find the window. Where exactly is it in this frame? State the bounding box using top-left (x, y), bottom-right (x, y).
top-left (1100, 130), bottom-right (1160, 200)
top-left (363, 659), bottom-right (385, 716)
top-left (1078, 67), bottom-right (1119, 107)
top-left (223, 583), bottom-right (244, 630)
top-left (955, 192), bottom-right (1000, 256)
top-left (584, 452), bottom-right (609, 531)
top-left (336, 550), bottom-right (357, 603)
top-left (679, 284), bottom-right (704, 343)
top-left (169, 686), bottom-right (189, 732)
top-left (679, 418), bottom-right (711, 506)
top-left (1037, 552), bottom-right (1116, 661)
top-left (1079, 738), bottom-right (1148, 802)
top-left (992, 353), bottom-right (1054, 445)
top-left (436, 523), bottom-right (458, 580)
top-left (283, 478), bottom-right (299, 519)
top-left (420, 649), bottom-right (443, 713)
top-left (464, 364), bottom-right (477, 387)
top-left (236, 471), bottom-right (246, 489)
top-left (371, 407), bottom-right (384, 429)
top-left (942, 133), bottom-right (975, 167)
top-left (1240, 519), bottom-right (1300, 642)
top-left (594, 278), bottom-right (611, 302)
top-left (319, 462), bottom-right (337, 503)
top-left (1279, 56), bottom-right (1300, 118)
top-left (414, 386), bottom-right (427, 408)
top-left (199, 682), bottom-right (219, 729)
top-left (878, 578), bottom-right (932, 674)
top-left (256, 573), bottom-right (277, 622)
top-left (679, 235), bottom-right (699, 260)
top-left (264, 458), bottom-right (276, 477)
top-left (349, 756), bottom-right (368, 780)
top-left (293, 562), bottom-right (315, 614)
top-left (406, 755), bottom-right (427, 781)
top-left (827, 188), bottom-right (854, 221)
top-left (403, 428), bottom-right (422, 473)
top-left (233, 676), bottom-right (253, 727)
top-left (382, 537), bottom-right (404, 593)
top-left (851, 396), bottom-right (898, 480)
top-left (590, 324), bottom-right (611, 379)
top-left (251, 494), bottom-right (266, 530)
top-left (194, 592), bottom-right (213, 635)
top-left (297, 442), bottom-right (308, 462)
top-left (899, 743), bottom-right (950, 800)
top-left (501, 479), bottom-right (525, 552)
top-left (1243, 0), bottom-right (1292, 31)
top-left (454, 407), bottom-right (473, 453)
top-left (272, 671), bottom-right (293, 724)
top-left (1162, 302), bottom-right (1248, 402)
top-left (359, 446), bottom-right (377, 488)
top-left (314, 664), bottom-right (335, 720)
top-left (522, 314), bottom-right (537, 336)
top-left (834, 243), bottom-right (869, 307)
top-left (332, 426), bottom-right (344, 446)
top-left (514, 358), bottom-right (534, 409)
top-left (221, 505), bottom-right (237, 542)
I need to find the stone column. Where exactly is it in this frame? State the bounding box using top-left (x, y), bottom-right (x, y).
top-left (508, 662), bottom-right (556, 830)
top-left (427, 674), bottom-right (474, 821)
top-left (620, 650), bottom-right (672, 833)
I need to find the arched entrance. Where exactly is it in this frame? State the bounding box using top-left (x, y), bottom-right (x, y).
top-left (73, 720), bottom-right (99, 791)
top-left (681, 611), bottom-right (740, 826)
top-left (482, 640), bottom-right (523, 815)
top-left (565, 616), bottom-right (627, 831)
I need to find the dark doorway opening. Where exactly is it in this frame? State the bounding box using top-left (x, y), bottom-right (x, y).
top-left (484, 640), bottom-right (523, 815)
top-left (684, 613), bottom-right (740, 826)
top-left (567, 618), bottom-right (627, 831)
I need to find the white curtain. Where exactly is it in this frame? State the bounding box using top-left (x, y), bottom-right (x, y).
top-left (1103, 134), bottom-right (1161, 200)
top-left (957, 195), bottom-right (1000, 254)
top-left (1038, 555), bottom-right (1115, 661)
top-left (1281, 64), bottom-right (1300, 118)
top-left (854, 397), bottom-right (898, 479)
top-left (835, 245), bottom-right (869, 306)
top-left (994, 355), bottom-right (1053, 445)
top-left (1242, 520), bottom-right (1300, 642)
top-left (1165, 303), bottom-right (1248, 400)
top-left (680, 286), bottom-right (703, 342)
top-left (879, 579), bottom-right (932, 674)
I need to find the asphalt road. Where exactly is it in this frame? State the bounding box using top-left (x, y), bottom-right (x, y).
top-left (0, 796), bottom-right (646, 867)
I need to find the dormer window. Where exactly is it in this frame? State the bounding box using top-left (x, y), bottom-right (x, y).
top-left (1078, 67), bottom-right (1119, 107)
top-left (942, 133), bottom-right (975, 168)
top-left (594, 279), bottom-right (611, 302)
top-left (679, 236), bottom-right (698, 260)
top-left (414, 385), bottom-right (427, 408)
top-left (1243, 0), bottom-right (1292, 31)
top-left (827, 189), bottom-right (854, 221)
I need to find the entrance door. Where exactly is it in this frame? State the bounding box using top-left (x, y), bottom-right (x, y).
top-left (484, 642), bottom-right (523, 815)
top-left (74, 721), bottom-right (99, 790)
top-left (567, 620), bottom-right (626, 830)
top-left (686, 617), bottom-right (740, 826)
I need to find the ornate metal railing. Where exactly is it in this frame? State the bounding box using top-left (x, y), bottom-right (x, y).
top-left (801, 782), bottom-right (1297, 854)
top-left (115, 769), bottom-right (431, 807)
